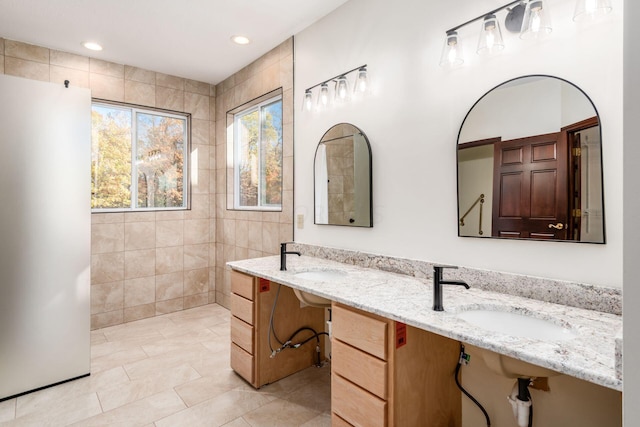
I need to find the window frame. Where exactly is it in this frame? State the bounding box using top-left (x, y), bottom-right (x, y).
top-left (91, 100), bottom-right (191, 213)
top-left (229, 91), bottom-right (283, 211)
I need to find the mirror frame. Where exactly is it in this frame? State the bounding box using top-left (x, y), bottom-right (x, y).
top-left (456, 74), bottom-right (606, 243)
top-left (314, 123), bottom-right (373, 227)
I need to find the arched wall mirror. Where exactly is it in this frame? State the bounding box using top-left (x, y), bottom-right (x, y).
top-left (457, 75), bottom-right (605, 243)
top-left (314, 123), bottom-right (372, 227)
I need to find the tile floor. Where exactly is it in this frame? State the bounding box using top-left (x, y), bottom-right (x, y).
top-left (0, 304), bottom-right (332, 426)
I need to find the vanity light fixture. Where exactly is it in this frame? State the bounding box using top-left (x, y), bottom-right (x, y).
top-left (439, 0), bottom-right (522, 67)
top-left (573, 0), bottom-right (612, 21)
top-left (302, 64), bottom-right (368, 113)
top-left (439, 0), bottom-right (612, 67)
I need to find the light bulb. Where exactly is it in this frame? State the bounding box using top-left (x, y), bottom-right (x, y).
top-left (477, 14), bottom-right (504, 55)
top-left (335, 75), bottom-right (350, 101)
top-left (354, 67), bottom-right (368, 93)
top-left (439, 31), bottom-right (464, 68)
top-left (303, 90), bottom-right (313, 112)
top-left (532, 12), bottom-right (541, 31)
top-left (317, 83), bottom-right (330, 109)
top-left (520, 0), bottom-right (552, 40)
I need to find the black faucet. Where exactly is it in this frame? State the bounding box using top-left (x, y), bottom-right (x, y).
top-left (280, 242), bottom-right (301, 271)
top-left (433, 265), bottom-right (469, 311)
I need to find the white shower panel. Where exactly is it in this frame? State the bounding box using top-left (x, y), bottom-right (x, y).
top-left (0, 74), bottom-right (91, 400)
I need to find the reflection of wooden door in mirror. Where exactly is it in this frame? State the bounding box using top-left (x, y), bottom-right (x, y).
top-left (491, 132), bottom-right (568, 239)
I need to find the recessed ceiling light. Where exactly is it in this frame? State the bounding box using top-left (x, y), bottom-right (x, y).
top-left (82, 41), bottom-right (103, 51)
top-left (231, 35), bottom-right (250, 45)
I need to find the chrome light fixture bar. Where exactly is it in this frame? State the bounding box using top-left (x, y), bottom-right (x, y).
top-left (302, 64), bottom-right (368, 112)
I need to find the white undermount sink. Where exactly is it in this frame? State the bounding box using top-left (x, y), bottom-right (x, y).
top-left (456, 308), bottom-right (576, 342)
top-left (290, 269), bottom-right (347, 308)
top-left (456, 308), bottom-right (577, 378)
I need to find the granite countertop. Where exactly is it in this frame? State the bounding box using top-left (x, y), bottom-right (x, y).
top-left (228, 255), bottom-right (622, 391)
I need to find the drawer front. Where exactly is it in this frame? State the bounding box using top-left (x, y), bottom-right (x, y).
top-left (231, 316), bottom-right (254, 354)
top-left (331, 413), bottom-right (353, 427)
top-left (231, 293), bottom-right (254, 325)
top-left (332, 339), bottom-right (387, 400)
top-left (231, 270), bottom-right (254, 301)
top-left (230, 343), bottom-right (254, 384)
top-left (332, 304), bottom-right (388, 360)
top-left (332, 374), bottom-right (387, 427)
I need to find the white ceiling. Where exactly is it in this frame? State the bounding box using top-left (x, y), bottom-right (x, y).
top-left (0, 0), bottom-right (348, 84)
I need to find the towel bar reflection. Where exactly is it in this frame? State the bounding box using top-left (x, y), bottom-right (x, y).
top-left (459, 193), bottom-right (485, 236)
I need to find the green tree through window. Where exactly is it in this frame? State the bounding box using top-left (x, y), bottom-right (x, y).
top-left (234, 96), bottom-right (282, 210)
top-left (91, 102), bottom-right (188, 211)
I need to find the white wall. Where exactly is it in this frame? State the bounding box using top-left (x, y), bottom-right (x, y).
top-left (294, 0), bottom-right (623, 287)
top-left (459, 77), bottom-right (563, 142)
top-left (459, 77), bottom-right (595, 143)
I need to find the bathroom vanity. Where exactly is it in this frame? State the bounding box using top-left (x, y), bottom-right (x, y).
top-left (230, 268), bottom-right (461, 426)
top-left (228, 254), bottom-right (622, 426)
top-left (230, 270), bottom-right (325, 388)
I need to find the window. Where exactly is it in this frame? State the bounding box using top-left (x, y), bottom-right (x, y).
top-left (91, 101), bottom-right (189, 211)
top-left (232, 93), bottom-right (283, 210)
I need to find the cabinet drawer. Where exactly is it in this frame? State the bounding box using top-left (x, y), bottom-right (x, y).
top-left (231, 316), bottom-right (254, 354)
top-left (231, 270), bottom-right (254, 301)
top-left (230, 343), bottom-right (254, 384)
top-left (231, 293), bottom-right (254, 325)
top-left (332, 304), bottom-right (388, 360)
top-left (332, 339), bottom-right (387, 400)
top-left (331, 413), bottom-right (353, 427)
top-left (332, 374), bottom-right (387, 427)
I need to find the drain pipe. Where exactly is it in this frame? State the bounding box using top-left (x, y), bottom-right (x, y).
top-left (507, 378), bottom-right (532, 427)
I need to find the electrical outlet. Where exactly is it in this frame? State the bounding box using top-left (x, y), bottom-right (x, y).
top-left (297, 214), bottom-right (304, 229)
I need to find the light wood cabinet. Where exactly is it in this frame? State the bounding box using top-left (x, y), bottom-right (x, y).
top-left (229, 270), bottom-right (326, 388)
top-left (331, 302), bottom-right (462, 427)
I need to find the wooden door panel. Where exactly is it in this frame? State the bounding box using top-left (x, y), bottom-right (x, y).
top-left (502, 147), bottom-right (523, 165)
top-left (530, 170), bottom-right (557, 218)
top-left (530, 232), bottom-right (556, 239)
top-left (499, 231), bottom-right (522, 238)
top-left (499, 172), bottom-right (523, 217)
top-left (532, 142), bottom-right (557, 162)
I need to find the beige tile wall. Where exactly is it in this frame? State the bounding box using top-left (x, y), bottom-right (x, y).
top-left (326, 139), bottom-right (355, 224)
top-left (0, 37), bottom-right (217, 329)
top-left (0, 35), bottom-right (294, 322)
top-left (214, 38), bottom-right (294, 308)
